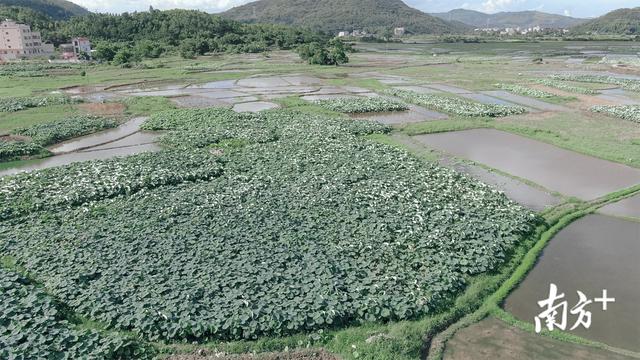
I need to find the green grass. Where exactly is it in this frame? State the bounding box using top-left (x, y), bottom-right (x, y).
top-left (401, 117), bottom-right (493, 135)
top-left (0, 104), bottom-right (80, 134)
top-left (273, 96), bottom-right (345, 117)
top-left (325, 77), bottom-right (387, 91)
top-left (121, 96), bottom-right (176, 116)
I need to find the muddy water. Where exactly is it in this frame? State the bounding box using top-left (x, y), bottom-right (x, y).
top-left (459, 93), bottom-right (524, 107)
top-left (392, 85), bottom-right (439, 95)
top-left (0, 143), bottom-right (161, 177)
top-left (482, 90), bottom-right (569, 112)
top-left (350, 105), bottom-right (447, 125)
top-left (232, 101), bottom-right (279, 113)
top-left (450, 162), bottom-right (561, 211)
top-left (84, 132), bottom-right (159, 151)
top-left (414, 129), bottom-right (640, 200)
top-left (425, 83), bottom-right (473, 94)
top-left (596, 88), bottom-right (640, 105)
top-left (49, 117), bottom-right (148, 154)
top-left (599, 194), bottom-right (640, 219)
top-left (504, 215), bottom-right (640, 351)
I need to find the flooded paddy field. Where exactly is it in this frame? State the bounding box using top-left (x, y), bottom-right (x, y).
top-left (0, 116), bottom-right (161, 177)
top-left (448, 161), bottom-right (562, 211)
top-left (0, 142), bottom-right (160, 177)
top-left (599, 194), bottom-right (640, 219)
top-left (413, 129), bottom-right (640, 200)
top-left (504, 214), bottom-right (640, 351)
top-left (350, 104), bottom-right (447, 124)
top-left (48, 117), bottom-right (148, 154)
top-left (482, 90), bottom-right (570, 112)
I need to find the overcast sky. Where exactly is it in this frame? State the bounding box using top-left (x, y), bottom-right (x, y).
top-left (67, 0), bottom-right (639, 18)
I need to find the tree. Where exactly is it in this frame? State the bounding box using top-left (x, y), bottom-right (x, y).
top-left (179, 38), bottom-right (205, 59)
top-left (93, 42), bottom-right (121, 62)
top-left (297, 39), bottom-right (348, 66)
top-left (326, 38), bottom-right (349, 65)
top-left (112, 47), bottom-right (139, 65)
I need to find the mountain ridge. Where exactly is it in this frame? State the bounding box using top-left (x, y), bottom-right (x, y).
top-left (570, 7), bottom-right (640, 34)
top-left (0, 0), bottom-right (89, 20)
top-left (221, 0), bottom-right (470, 34)
top-left (431, 8), bottom-right (586, 29)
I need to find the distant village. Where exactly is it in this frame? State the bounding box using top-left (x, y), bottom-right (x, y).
top-left (338, 27), bottom-right (406, 38)
top-left (473, 26), bottom-right (570, 35)
top-left (0, 19), bottom-right (92, 62)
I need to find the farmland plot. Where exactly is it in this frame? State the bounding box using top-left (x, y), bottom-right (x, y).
top-left (0, 109), bottom-right (538, 353)
top-left (549, 74), bottom-right (640, 92)
top-left (385, 89), bottom-right (527, 117)
top-left (312, 97), bottom-right (409, 113)
top-left (0, 267), bottom-right (147, 359)
top-left (12, 115), bottom-right (118, 146)
top-left (591, 105), bottom-right (640, 124)
top-left (0, 95), bottom-right (78, 112)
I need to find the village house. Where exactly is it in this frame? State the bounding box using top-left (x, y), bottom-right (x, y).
top-left (0, 19), bottom-right (54, 61)
top-left (60, 37), bottom-right (92, 60)
top-left (394, 27), bottom-right (405, 36)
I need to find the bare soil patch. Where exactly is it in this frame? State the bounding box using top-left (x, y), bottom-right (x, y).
top-left (78, 102), bottom-right (126, 115)
top-left (444, 317), bottom-right (636, 360)
top-left (168, 349), bottom-right (338, 360)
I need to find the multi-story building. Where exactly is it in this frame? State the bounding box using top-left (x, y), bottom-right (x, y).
top-left (0, 19), bottom-right (54, 61)
top-left (60, 37), bottom-right (92, 60)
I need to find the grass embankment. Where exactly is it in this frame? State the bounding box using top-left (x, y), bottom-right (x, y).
top-left (426, 184), bottom-right (640, 360)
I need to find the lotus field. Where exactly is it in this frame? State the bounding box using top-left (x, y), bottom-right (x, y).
top-left (531, 78), bottom-right (598, 95)
top-left (12, 115), bottom-right (118, 146)
top-left (495, 83), bottom-right (556, 98)
top-left (312, 97), bottom-right (409, 113)
top-left (591, 105), bottom-right (640, 124)
top-left (0, 95), bottom-right (79, 112)
top-left (0, 151), bottom-right (223, 220)
top-left (0, 108), bottom-right (538, 357)
top-left (0, 140), bottom-right (47, 162)
top-left (385, 89), bottom-right (527, 117)
top-left (549, 74), bottom-right (640, 92)
top-left (0, 267), bottom-right (148, 359)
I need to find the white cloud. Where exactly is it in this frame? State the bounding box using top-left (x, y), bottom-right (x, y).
top-left (563, 9), bottom-right (571, 16)
top-left (480, 0), bottom-right (523, 13)
top-left (68, 0), bottom-right (253, 14)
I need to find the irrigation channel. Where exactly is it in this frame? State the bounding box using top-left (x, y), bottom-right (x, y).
top-left (0, 117), bottom-right (161, 177)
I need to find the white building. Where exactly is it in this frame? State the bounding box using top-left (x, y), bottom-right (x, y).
top-left (394, 27), bottom-right (405, 36)
top-left (60, 37), bottom-right (92, 60)
top-left (338, 31), bottom-right (348, 37)
top-left (0, 19), bottom-right (54, 61)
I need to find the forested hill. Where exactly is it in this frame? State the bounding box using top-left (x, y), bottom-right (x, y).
top-left (4, 8), bottom-right (328, 58)
top-left (431, 9), bottom-right (586, 29)
top-left (570, 7), bottom-right (640, 35)
top-left (52, 9), bottom-right (325, 46)
top-left (0, 0), bottom-right (88, 20)
top-left (221, 0), bottom-right (470, 34)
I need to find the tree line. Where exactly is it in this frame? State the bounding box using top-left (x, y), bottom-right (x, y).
top-left (0, 6), bottom-right (350, 65)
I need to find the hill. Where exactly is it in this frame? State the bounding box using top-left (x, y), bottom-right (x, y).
top-left (431, 8), bottom-right (586, 29)
top-left (570, 7), bottom-right (640, 34)
top-left (0, 0), bottom-right (89, 20)
top-left (221, 0), bottom-right (469, 34)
